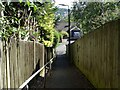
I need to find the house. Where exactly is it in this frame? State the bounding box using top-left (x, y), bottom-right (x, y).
top-left (69, 26), bottom-right (83, 40)
top-left (55, 20), bottom-right (75, 32)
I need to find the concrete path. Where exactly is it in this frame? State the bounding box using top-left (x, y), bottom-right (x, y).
top-left (45, 43), bottom-right (94, 88)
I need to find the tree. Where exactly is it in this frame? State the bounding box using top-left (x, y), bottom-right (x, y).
top-left (72, 1), bottom-right (120, 34)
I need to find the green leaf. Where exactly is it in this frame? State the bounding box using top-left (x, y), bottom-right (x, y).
top-left (19, 0), bottom-right (23, 3)
top-left (26, 0), bottom-right (30, 6)
top-left (33, 4), bottom-right (37, 11)
top-left (7, 0), bottom-right (11, 5)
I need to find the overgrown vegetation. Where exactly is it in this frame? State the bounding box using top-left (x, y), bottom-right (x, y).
top-left (0, 0), bottom-right (60, 47)
top-left (72, 1), bottom-right (120, 34)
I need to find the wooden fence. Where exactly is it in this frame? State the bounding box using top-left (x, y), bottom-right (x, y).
top-left (70, 20), bottom-right (120, 88)
top-left (0, 39), bottom-right (53, 88)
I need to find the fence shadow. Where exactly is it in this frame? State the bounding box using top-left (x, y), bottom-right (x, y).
top-left (22, 59), bottom-right (44, 89)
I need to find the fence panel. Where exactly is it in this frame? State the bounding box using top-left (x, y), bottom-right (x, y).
top-left (70, 20), bottom-right (120, 88)
top-left (0, 39), bottom-right (45, 89)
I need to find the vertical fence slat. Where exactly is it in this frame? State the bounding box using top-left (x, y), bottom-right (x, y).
top-left (0, 40), bottom-right (2, 89)
top-left (0, 39), bottom-right (45, 89)
top-left (2, 42), bottom-right (8, 88)
top-left (70, 20), bottom-right (120, 88)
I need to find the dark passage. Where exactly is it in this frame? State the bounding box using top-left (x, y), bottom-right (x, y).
top-left (45, 44), bottom-right (94, 88)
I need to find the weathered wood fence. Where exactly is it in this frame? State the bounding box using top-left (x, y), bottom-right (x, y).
top-left (0, 39), bottom-right (53, 88)
top-left (70, 20), bottom-right (120, 88)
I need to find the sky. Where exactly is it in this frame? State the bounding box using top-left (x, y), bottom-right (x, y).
top-left (54, 0), bottom-right (78, 8)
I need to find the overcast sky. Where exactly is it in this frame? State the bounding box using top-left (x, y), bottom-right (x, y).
top-left (54, 0), bottom-right (78, 8)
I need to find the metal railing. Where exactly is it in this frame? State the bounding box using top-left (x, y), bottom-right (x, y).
top-left (19, 57), bottom-right (55, 89)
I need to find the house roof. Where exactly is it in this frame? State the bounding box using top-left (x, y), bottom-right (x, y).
top-left (70, 26), bottom-right (80, 31)
top-left (55, 20), bottom-right (75, 32)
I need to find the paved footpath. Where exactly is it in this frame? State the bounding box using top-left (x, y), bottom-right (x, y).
top-left (45, 43), bottom-right (95, 88)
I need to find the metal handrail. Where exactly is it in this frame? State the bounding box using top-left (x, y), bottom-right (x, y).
top-left (19, 57), bottom-right (54, 89)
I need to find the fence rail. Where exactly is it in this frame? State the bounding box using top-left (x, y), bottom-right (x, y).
top-left (19, 57), bottom-right (54, 89)
top-left (0, 39), bottom-right (54, 89)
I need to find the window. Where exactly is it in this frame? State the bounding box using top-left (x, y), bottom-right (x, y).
top-left (73, 32), bottom-right (80, 37)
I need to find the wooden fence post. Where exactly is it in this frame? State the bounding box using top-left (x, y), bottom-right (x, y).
top-left (40, 45), bottom-right (45, 77)
top-left (33, 40), bottom-right (36, 70)
top-left (6, 42), bottom-right (10, 88)
top-left (0, 40), bottom-right (2, 89)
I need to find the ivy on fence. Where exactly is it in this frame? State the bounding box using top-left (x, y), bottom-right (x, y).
top-left (0, 0), bottom-right (59, 47)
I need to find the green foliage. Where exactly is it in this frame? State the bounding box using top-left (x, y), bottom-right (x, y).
top-left (52, 30), bottom-right (68, 48)
top-left (57, 31), bottom-right (69, 40)
top-left (72, 1), bottom-right (120, 34)
top-left (60, 31), bottom-right (69, 37)
top-left (0, 1), bottom-right (57, 47)
top-left (52, 30), bottom-right (60, 48)
top-left (0, 1), bottom-right (35, 40)
top-left (35, 2), bottom-right (56, 47)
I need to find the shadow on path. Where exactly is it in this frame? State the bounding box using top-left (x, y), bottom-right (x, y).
top-left (46, 54), bottom-right (95, 88)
